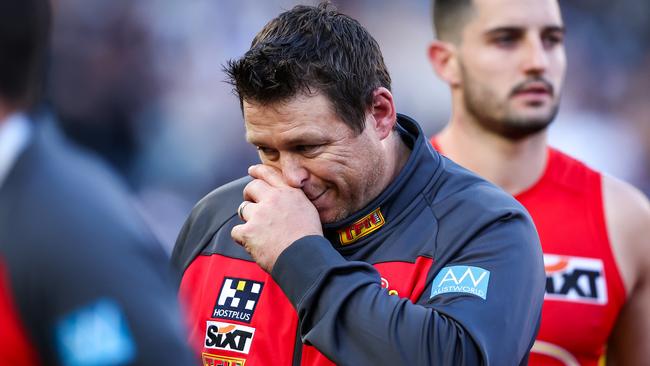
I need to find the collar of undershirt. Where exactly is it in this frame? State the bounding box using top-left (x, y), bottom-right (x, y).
top-left (0, 113), bottom-right (32, 190)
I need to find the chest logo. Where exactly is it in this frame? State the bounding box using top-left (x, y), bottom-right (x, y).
top-left (213, 278), bottom-right (264, 323)
top-left (201, 353), bottom-right (246, 366)
top-left (338, 208), bottom-right (385, 245)
top-left (544, 254), bottom-right (607, 304)
top-left (204, 321), bottom-right (255, 354)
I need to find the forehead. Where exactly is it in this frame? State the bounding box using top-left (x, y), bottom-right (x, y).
top-left (468, 0), bottom-right (563, 31)
top-left (243, 93), bottom-right (349, 145)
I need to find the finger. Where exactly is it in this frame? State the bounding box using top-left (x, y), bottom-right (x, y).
top-left (243, 179), bottom-right (272, 203)
top-left (231, 224), bottom-right (245, 246)
top-left (249, 164), bottom-right (286, 188)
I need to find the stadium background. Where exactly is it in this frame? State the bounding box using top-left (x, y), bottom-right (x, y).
top-left (46, 0), bottom-right (650, 252)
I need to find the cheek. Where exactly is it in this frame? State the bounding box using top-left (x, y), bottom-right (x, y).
top-left (550, 52), bottom-right (567, 82)
top-left (464, 68), bottom-right (509, 102)
top-left (471, 46), bottom-right (517, 73)
top-left (309, 137), bottom-right (379, 193)
top-left (344, 149), bottom-right (383, 188)
top-left (463, 55), bottom-right (514, 92)
top-left (303, 158), bottom-right (349, 185)
top-left (309, 156), bottom-right (365, 194)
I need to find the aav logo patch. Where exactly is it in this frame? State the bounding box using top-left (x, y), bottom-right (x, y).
top-left (431, 265), bottom-right (490, 300)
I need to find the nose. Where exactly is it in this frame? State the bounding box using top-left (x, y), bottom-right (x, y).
top-left (279, 154), bottom-right (309, 188)
top-left (521, 36), bottom-right (549, 76)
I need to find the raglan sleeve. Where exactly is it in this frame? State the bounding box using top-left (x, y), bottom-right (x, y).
top-left (171, 205), bottom-right (199, 276)
top-left (270, 184), bottom-right (545, 365)
top-left (172, 177), bottom-right (251, 276)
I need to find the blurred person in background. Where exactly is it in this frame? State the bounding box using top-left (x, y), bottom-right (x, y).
top-left (48, 0), bottom-right (159, 181)
top-left (173, 3), bottom-right (544, 365)
top-left (0, 0), bottom-right (194, 364)
top-left (427, 0), bottom-right (650, 364)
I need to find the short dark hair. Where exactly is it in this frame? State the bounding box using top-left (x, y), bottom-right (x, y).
top-left (433, 0), bottom-right (475, 43)
top-left (0, 0), bottom-right (51, 107)
top-left (225, 2), bottom-right (391, 134)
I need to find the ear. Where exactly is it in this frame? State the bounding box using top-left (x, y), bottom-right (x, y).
top-left (368, 87), bottom-right (397, 140)
top-left (428, 40), bottom-right (461, 86)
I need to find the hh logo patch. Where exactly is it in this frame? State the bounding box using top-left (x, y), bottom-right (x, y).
top-left (55, 299), bottom-right (135, 366)
top-left (431, 265), bottom-right (490, 300)
top-left (202, 353), bottom-right (246, 366)
top-left (205, 321), bottom-right (255, 354)
top-left (338, 208), bottom-right (385, 245)
top-left (213, 278), bottom-right (263, 323)
top-left (544, 254), bottom-right (607, 304)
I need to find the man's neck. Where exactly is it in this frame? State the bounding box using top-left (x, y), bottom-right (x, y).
top-left (436, 116), bottom-right (548, 196)
top-left (388, 129), bottom-right (412, 183)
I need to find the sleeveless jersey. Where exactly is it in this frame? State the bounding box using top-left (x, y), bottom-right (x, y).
top-left (0, 259), bottom-right (39, 365)
top-left (431, 139), bottom-right (626, 366)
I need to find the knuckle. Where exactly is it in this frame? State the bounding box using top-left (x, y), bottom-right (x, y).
top-left (244, 180), bottom-right (257, 193)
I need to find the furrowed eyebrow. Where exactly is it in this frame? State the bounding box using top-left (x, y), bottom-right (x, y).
top-left (284, 136), bottom-right (327, 146)
top-left (247, 133), bottom-right (327, 148)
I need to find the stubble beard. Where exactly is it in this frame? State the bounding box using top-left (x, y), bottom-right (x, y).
top-left (322, 153), bottom-right (386, 225)
top-left (461, 67), bottom-right (560, 141)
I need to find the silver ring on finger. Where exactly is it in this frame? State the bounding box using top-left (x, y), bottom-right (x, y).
top-left (238, 201), bottom-right (251, 221)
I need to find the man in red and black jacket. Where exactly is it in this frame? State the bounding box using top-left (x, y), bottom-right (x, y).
top-left (172, 3), bottom-right (545, 365)
top-left (0, 1), bottom-right (194, 364)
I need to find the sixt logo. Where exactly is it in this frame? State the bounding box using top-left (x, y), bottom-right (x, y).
top-left (212, 278), bottom-right (263, 324)
top-left (430, 265), bottom-right (490, 300)
top-left (205, 321), bottom-right (255, 354)
top-left (544, 254), bottom-right (607, 304)
top-left (338, 208), bottom-right (385, 245)
top-left (201, 353), bottom-right (246, 366)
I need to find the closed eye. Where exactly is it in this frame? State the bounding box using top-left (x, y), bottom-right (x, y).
top-left (256, 146), bottom-right (279, 160)
top-left (294, 144), bottom-right (323, 157)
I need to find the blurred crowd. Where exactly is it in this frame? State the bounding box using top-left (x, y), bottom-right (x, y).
top-left (46, 0), bottom-right (650, 251)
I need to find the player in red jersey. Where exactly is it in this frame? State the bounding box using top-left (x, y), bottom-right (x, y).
top-left (427, 0), bottom-right (650, 364)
